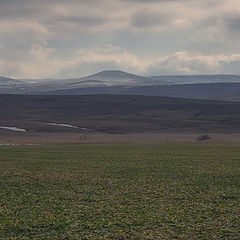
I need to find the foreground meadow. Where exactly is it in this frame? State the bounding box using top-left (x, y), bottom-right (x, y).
top-left (0, 144), bottom-right (239, 239)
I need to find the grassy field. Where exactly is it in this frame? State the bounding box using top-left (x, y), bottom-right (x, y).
top-left (0, 144), bottom-right (239, 239)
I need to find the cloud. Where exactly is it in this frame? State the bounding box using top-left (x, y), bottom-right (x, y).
top-left (131, 9), bottom-right (173, 29)
top-left (221, 13), bottom-right (240, 32)
top-left (0, 21), bottom-right (51, 41)
top-left (0, 0), bottom-right (240, 77)
top-left (1, 44), bottom-right (240, 78)
top-left (148, 52), bottom-right (240, 75)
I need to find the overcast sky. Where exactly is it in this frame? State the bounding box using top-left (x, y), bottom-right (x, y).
top-left (0, 0), bottom-right (240, 79)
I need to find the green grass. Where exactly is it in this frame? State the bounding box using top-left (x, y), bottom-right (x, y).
top-left (0, 144), bottom-right (239, 239)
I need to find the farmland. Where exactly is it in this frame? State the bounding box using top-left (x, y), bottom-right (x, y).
top-left (0, 144), bottom-right (239, 239)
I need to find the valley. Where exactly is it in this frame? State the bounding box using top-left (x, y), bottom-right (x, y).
top-left (1, 94), bottom-right (240, 144)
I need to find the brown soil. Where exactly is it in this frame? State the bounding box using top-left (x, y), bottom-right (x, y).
top-left (1, 131), bottom-right (240, 145)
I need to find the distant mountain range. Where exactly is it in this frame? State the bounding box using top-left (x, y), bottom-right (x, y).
top-left (0, 70), bottom-right (166, 94)
top-left (1, 70), bottom-right (240, 101)
top-left (148, 74), bottom-right (240, 84)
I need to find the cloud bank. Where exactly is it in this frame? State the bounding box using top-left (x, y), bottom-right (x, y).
top-left (0, 0), bottom-right (240, 78)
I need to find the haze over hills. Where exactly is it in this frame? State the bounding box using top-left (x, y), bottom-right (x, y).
top-left (0, 76), bottom-right (25, 86)
top-left (1, 70), bottom-right (240, 101)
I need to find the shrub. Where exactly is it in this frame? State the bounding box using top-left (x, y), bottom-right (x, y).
top-left (197, 133), bottom-right (211, 141)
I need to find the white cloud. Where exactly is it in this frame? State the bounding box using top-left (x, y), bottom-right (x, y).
top-left (149, 52), bottom-right (240, 75)
top-left (1, 45), bottom-right (240, 78)
top-left (0, 0), bottom-right (240, 77)
top-left (0, 20), bottom-right (52, 46)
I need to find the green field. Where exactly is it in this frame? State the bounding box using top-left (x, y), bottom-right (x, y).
top-left (0, 144), bottom-right (239, 239)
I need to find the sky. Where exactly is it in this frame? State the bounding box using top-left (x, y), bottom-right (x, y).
top-left (0, 0), bottom-right (240, 79)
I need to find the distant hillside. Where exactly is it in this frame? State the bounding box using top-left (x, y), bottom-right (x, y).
top-left (43, 82), bottom-right (240, 101)
top-left (0, 70), bottom-right (166, 94)
top-left (149, 75), bottom-right (240, 84)
top-left (1, 94), bottom-right (240, 133)
top-left (75, 70), bottom-right (166, 86)
top-left (37, 70), bottom-right (166, 90)
top-left (0, 76), bottom-right (24, 86)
